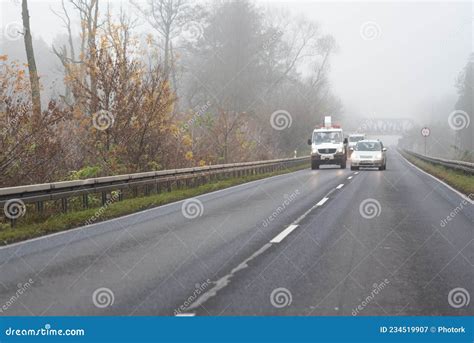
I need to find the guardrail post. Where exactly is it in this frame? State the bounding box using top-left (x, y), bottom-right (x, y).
top-left (156, 182), bottom-right (161, 194)
top-left (10, 218), bottom-right (16, 227)
top-left (101, 192), bottom-right (107, 206)
top-left (36, 201), bottom-right (43, 213)
top-left (82, 194), bottom-right (89, 209)
top-left (61, 198), bottom-right (68, 212)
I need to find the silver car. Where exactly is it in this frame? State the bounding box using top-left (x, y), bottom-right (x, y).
top-left (350, 140), bottom-right (387, 171)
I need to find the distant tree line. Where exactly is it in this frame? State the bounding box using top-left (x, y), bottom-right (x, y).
top-left (398, 54), bottom-right (473, 161)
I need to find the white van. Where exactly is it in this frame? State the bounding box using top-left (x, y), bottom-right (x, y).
top-left (307, 117), bottom-right (348, 170)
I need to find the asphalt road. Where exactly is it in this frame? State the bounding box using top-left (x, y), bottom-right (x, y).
top-left (0, 149), bottom-right (472, 316)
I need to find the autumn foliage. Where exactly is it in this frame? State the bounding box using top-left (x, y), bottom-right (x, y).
top-left (1, 0), bottom-right (342, 187)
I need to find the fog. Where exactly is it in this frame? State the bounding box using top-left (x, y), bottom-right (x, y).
top-left (3, 0), bottom-right (471, 118)
top-left (0, 0), bottom-right (472, 186)
top-left (300, 1), bottom-right (472, 119)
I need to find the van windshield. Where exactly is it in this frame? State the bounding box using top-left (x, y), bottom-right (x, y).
top-left (349, 136), bottom-right (365, 143)
top-left (313, 131), bottom-right (342, 144)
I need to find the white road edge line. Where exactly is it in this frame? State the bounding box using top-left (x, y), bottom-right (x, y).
top-left (347, 176), bottom-right (353, 180)
top-left (316, 197), bottom-right (329, 206)
top-left (397, 150), bottom-right (474, 205)
top-left (270, 225), bottom-right (299, 244)
top-left (175, 313), bottom-right (195, 317)
top-left (336, 184), bottom-right (344, 189)
top-left (354, 172), bottom-right (359, 175)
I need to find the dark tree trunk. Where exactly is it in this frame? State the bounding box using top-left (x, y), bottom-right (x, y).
top-left (21, 0), bottom-right (41, 118)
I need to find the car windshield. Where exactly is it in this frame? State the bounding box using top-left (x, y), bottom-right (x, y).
top-left (355, 141), bottom-right (382, 151)
top-left (349, 136), bottom-right (365, 143)
top-left (313, 131), bottom-right (342, 144)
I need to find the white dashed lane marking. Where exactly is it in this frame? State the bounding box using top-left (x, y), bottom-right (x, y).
top-left (183, 171), bottom-right (360, 314)
top-left (270, 225), bottom-right (299, 243)
top-left (316, 197), bottom-right (329, 206)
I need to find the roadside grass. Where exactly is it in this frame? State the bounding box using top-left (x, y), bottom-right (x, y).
top-left (401, 151), bottom-right (474, 196)
top-left (0, 163), bottom-right (308, 246)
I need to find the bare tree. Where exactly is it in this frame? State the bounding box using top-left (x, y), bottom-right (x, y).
top-left (132, 0), bottom-right (196, 80)
top-left (21, 0), bottom-right (41, 118)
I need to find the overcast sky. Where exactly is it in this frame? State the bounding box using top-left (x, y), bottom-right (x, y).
top-left (273, 0), bottom-right (473, 119)
top-left (1, 0), bottom-right (473, 121)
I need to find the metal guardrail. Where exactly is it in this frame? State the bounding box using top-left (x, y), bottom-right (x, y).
top-left (0, 156), bottom-right (310, 223)
top-left (403, 150), bottom-right (474, 175)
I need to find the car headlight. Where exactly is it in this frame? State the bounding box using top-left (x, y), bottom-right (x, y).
top-left (351, 154), bottom-right (359, 161)
top-left (311, 147), bottom-right (319, 154)
top-left (374, 153), bottom-right (382, 160)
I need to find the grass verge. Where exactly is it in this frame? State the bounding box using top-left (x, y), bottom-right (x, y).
top-left (0, 163), bottom-right (308, 246)
top-left (401, 151), bottom-right (474, 196)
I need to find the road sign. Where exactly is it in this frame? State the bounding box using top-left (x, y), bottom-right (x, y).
top-left (421, 127), bottom-right (430, 155)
